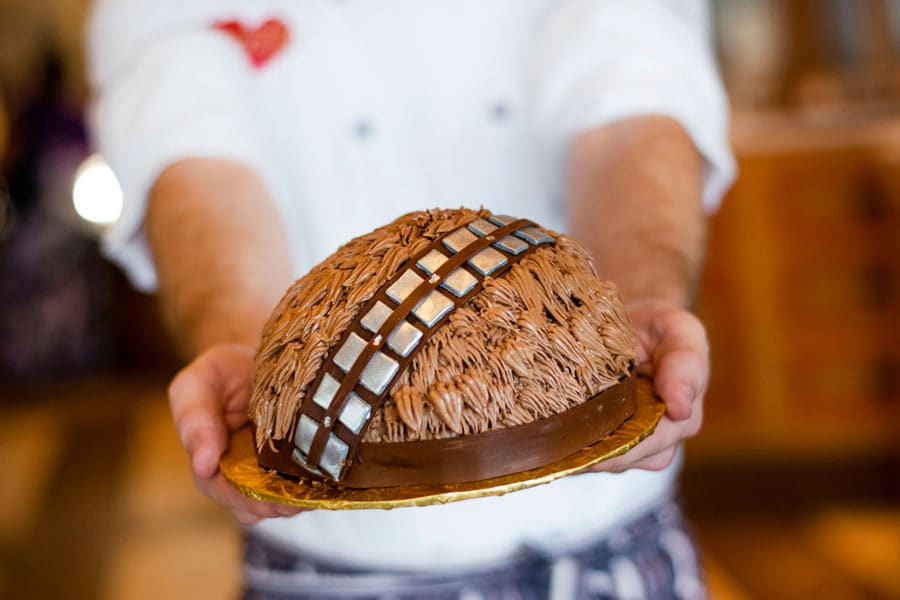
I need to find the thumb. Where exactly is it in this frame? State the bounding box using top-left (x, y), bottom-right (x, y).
top-left (191, 426), bottom-right (227, 479)
top-left (169, 365), bottom-right (229, 479)
top-left (646, 309), bottom-right (708, 421)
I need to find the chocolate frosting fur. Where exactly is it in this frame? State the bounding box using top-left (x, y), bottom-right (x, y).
top-left (249, 208), bottom-right (637, 452)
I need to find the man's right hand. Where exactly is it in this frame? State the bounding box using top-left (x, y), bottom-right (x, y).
top-left (168, 343), bottom-right (305, 524)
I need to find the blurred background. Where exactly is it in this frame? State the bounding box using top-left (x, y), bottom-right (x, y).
top-left (0, 0), bottom-right (898, 598)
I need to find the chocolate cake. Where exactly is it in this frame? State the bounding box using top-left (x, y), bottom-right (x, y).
top-left (249, 208), bottom-right (638, 488)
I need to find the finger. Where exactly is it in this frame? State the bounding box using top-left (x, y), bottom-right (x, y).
top-left (231, 503), bottom-right (306, 525)
top-left (599, 398), bottom-right (704, 474)
top-left (650, 312), bottom-right (708, 421)
top-left (626, 447), bottom-right (678, 472)
top-left (598, 448), bottom-right (677, 473)
top-left (276, 505), bottom-right (305, 517)
top-left (595, 415), bottom-right (680, 472)
top-left (624, 299), bottom-right (660, 365)
top-left (232, 509), bottom-right (263, 525)
top-left (593, 418), bottom-right (671, 472)
top-left (203, 476), bottom-right (308, 518)
top-left (199, 474), bottom-right (296, 520)
top-left (208, 345), bottom-right (256, 429)
top-left (654, 350), bottom-right (705, 421)
top-left (170, 367), bottom-right (227, 479)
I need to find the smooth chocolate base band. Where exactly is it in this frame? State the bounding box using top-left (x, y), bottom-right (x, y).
top-left (256, 375), bottom-right (635, 489)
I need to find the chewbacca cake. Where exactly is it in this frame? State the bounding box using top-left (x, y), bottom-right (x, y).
top-left (249, 208), bottom-right (638, 488)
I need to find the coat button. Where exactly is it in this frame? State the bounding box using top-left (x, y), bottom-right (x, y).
top-left (489, 102), bottom-right (510, 122)
top-left (353, 120), bottom-right (374, 140)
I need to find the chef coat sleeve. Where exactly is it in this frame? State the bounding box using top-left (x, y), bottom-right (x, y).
top-left (86, 1), bottom-right (274, 291)
top-left (530, 0), bottom-right (736, 211)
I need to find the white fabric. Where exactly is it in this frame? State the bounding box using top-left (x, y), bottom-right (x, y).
top-left (88, 0), bottom-right (734, 571)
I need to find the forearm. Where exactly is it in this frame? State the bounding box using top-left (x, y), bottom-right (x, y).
top-left (146, 158), bottom-right (294, 359)
top-left (567, 115), bottom-right (706, 308)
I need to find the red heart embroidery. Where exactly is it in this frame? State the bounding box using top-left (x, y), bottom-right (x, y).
top-left (213, 18), bottom-right (290, 69)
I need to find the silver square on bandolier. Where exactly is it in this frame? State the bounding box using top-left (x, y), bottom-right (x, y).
top-left (312, 373), bottom-right (340, 410)
top-left (319, 434), bottom-right (350, 479)
top-left (468, 247), bottom-right (508, 276)
top-left (487, 214), bottom-right (516, 227)
top-left (467, 218), bottom-right (497, 237)
top-left (294, 414), bottom-right (319, 455)
top-left (443, 227), bottom-right (478, 253)
top-left (514, 226), bottom-right (553, 246)
top-left (412, 289), bottom-right (455, 328)
top-left (359, 351), bottom-right (400, 395)
top-left (387, 321), bottom-right (422, 357)
top-left (386, 270), bottom-right (424, 305)
top-left (494, 235), bottom-right (529, 255)
top-left (416, 249), bottom-right (448, 275)
top-left (339, 393), bottom-right (371, 434)
top-left (361, 301), bottom-right (392, 334)
top-left (334, 332), bottom-right (367, 373)
top-left (441, 268), bottom-right (478, 297)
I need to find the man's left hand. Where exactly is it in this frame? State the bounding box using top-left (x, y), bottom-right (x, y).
top-left (592, 299), bottom-right (708, 473)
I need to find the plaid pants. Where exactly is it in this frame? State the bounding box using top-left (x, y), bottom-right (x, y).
top-left (242, 497), bottom-right (705, 600)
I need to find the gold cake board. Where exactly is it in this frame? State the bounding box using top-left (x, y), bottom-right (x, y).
top-left (221, 377), bottom-right (664, 510)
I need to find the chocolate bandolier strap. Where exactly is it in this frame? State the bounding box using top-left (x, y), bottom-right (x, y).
top-left (256, 214), bottom-right (636, 487)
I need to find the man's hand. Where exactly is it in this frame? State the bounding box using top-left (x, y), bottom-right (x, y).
top-left (148, 159), bottom-right (297, 523)
top-left (169, 343), bottom-right (305, 524)
top-left (597, 299), bottom-right (707, 473)
top-left (567, 116), bottom-right (710, 473)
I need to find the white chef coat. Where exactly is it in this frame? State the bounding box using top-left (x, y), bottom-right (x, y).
top-left (88, 0), bottom-right (735, 571)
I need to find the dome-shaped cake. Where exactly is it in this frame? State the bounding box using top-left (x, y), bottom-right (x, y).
top-left (250, 208), bottom-right (638, 488)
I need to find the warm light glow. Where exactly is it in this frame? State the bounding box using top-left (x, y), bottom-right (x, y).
top-left (72, 154), bottom-right (123, 225)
